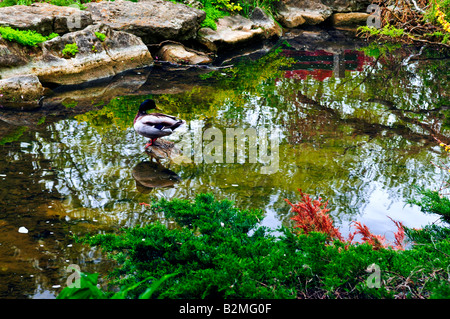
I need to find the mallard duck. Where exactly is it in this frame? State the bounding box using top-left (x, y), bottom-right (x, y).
top-left (133, 99), bottom-right (185, 149)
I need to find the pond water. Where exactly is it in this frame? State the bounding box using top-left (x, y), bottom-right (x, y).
top-left (0, 28), bottom-right (449, 298)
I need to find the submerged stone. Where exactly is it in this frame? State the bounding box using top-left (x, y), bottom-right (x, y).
top-left (0, 74), bottom-right (44, 110)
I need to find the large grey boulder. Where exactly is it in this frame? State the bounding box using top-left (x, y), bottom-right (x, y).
top-left (321, 0), bottom-right (373, 12)
top-left (198, 9), bottom-right (282, 52)
top-left (0, 3), bottom-right (92, 36)
top-left (274, 0), bottom-right (373, 28)
top-left (85, 0), bottom-right (206, 44)
top-left (0, 24), bottom-right (153, 85)
top-left (274, 0), bottom-right (333, 28)
top-left (0, 74), bottom-right (44, 110)
top-left (330, 12), bottom-right (370, 26)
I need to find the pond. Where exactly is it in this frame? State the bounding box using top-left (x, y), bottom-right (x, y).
top-left (0, 27), bottom-right (449, 298)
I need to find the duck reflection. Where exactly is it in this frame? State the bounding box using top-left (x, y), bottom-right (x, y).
top-left (132, 161), bottom-right (181, 193)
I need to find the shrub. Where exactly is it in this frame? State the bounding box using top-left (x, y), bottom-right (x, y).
top-left (77, 193), bottom-right (450, 299)
top-left (287, 189), bottom-right (405, 250)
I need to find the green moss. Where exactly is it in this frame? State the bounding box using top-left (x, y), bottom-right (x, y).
top-left (62, 43), bottom-right (79, 57)
top-left (0, 26), bottom-right (58, 47)
top-left (94, 32), bottom-right (106, 42)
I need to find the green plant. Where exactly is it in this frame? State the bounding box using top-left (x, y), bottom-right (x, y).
top-left (408, 187), bottom-right (450, 221)
top-left (0, 0), bottom-right (87, 9)
top-left (358, 24), bottom-right (405, 38)
top-left (0, 26), bottom-right (58, 47)
top-left (62, 43), bottom-right (79, 57)
top-left (200, 2), bottom-right (229, 30)
top-left (57, 271), bottom-right (177, 299)
top-left (78, 193), bottom-right (450, 299)
top-left (94, 31), bottom-right (106, 42)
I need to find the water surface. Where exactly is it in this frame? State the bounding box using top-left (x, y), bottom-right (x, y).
top-left (1, 29), bottom-right (449, 298)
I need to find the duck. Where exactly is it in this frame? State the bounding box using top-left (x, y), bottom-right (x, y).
top-left (133, 99), bottom-right (185, 149)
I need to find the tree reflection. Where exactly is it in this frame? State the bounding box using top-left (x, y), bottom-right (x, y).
top-left (0, 39), bottom-right (449, 298)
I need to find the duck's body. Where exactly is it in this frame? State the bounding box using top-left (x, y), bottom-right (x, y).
top-left (134, 99), bottom-right (185, 148)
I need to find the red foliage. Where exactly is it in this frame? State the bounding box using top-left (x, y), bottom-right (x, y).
top-left (348, 221), bottom-right (387, 250)
top-left (285, 189), bottom-right (344, 242)
top-left (287, 189), bottom-right (406, 250)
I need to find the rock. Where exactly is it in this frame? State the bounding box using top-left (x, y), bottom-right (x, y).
top-left (156, 43), bottom-right (212, 64)
top-left (250, 7), bottom-right (283, 38)
top-left (85, 0), bottom-right (206, 45)
top-left (0, 3), bottom-right (92, 36)
top-left (198, 10), bottom-right (281, 52)
top-left (330, 12), bottom-right (370, 26)
top-left (18, 226), bottom-right (29, 234)
top-left (0, 36), bottom-right (40, 68)
top-left (321, 0), bottom-right (373, 12)
top-left (0, 24), bottom-right (153, 86)
top-left (0, 74), bottom-right (44, 110)
top-left (274, 0), bottom-right (333, 28)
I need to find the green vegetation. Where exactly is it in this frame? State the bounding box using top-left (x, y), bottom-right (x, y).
top-left (94, 31), bottom-right (106, 42)
top-left (358, 24), bottom-right (405, 38)
top-left (198, 2), bottom-right (229, 30)
top-left (408, 187), bottom-right (450, 222)
top-left (64, 192), bottom-right (450, 299)
top-left (57, 271), bottom-right (177, 299)
top-left (357, 0), bottom-right (450, 46)
top-left (0, 0), bottom-right (85, 9)
top-left (62, 42), bottom-right (79, 57)
top-left (0, 126), bottom-right (29, 146)
top-left (0, 26), bottom-right (58, 47)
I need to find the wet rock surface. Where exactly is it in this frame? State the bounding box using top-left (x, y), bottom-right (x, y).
top-left (0, 74), bottom-right (44, 110)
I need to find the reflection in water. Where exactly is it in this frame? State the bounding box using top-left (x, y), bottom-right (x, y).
top-left (283, 49), bottom-right (373, 80)
top-left (132, 160), bottom-right (181, 193)
top-left (0, 34), bottom-right (449, 298)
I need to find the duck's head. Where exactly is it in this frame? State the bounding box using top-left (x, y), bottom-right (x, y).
top-left (139, 99), bottom-right (158, 114)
